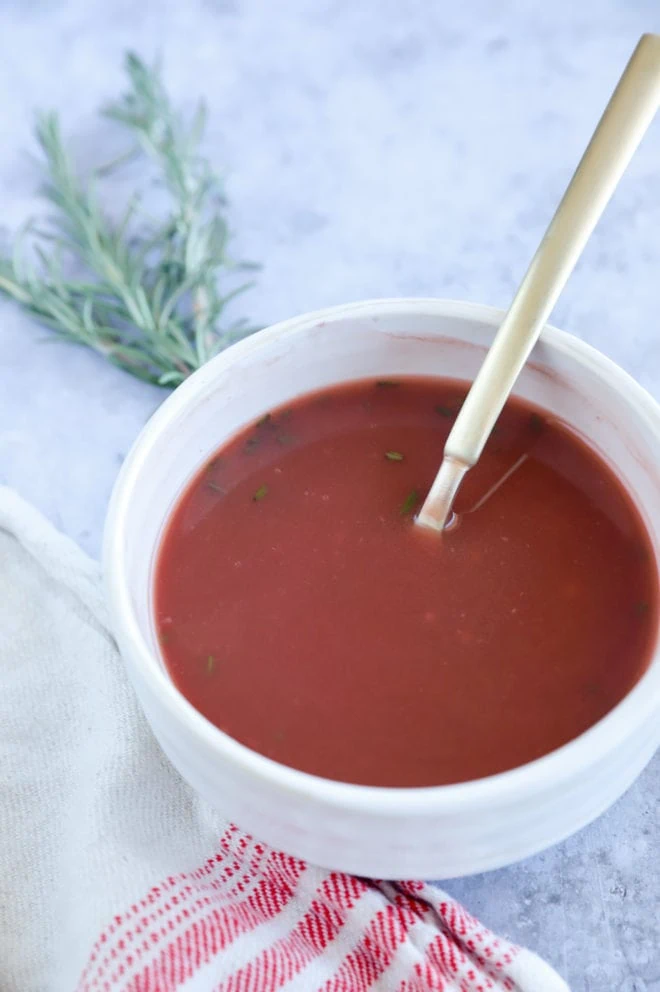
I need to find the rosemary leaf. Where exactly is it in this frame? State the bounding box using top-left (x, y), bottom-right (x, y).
top-left (385, 451), bottom-right (404, 461)
top-left (253, 484), bottom-right (268, 502)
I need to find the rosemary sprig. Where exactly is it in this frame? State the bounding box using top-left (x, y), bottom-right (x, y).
top-left (0, 52), bottom-right (258, 387)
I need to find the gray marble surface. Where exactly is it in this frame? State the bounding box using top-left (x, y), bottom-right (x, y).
top-left (0, 1), bottom-right (658, 988)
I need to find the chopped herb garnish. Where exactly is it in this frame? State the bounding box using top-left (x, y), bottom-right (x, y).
top-left (244, 435), bottom-right (262, 453)
top-left (376, 379), bottom-right (398, 388)
top-left (435, 404), bottom-right (455, 418)
top-left (255, 413), bottom-right (271, 428)
top-left (159, 630), bottom-right (170, 644)
top-left (207, 481), bottom-right (226, 493)
top-left (385, 451), bottom-right (404, 461)
top-left (635, 600), bottom-right (650, 615)
top-left (277, 433), bottom-right (295, 446)
top-left (529, 412), bottom-right (544, 435)
top-left (206, 457), bottom-right (222, 471)
top-left (253, 484), bottom-right (268, 502)
top-left (400, 489), bottom-right (420, 516)
top-left (207, 654), bottom-right (216, 674)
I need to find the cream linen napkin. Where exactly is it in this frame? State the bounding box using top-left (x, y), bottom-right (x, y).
top-left (0, 486), bottom-right (568, 992)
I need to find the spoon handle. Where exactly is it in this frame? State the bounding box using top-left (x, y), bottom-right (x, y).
top-left (418, 33), bottom-right (660, 531)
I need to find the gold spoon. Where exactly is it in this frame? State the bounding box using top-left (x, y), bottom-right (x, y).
top-left (417, 33), bottom-right (660, 532)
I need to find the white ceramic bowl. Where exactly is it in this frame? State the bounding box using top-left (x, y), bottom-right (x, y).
top-left (104, 298), bottom-right (660, 879)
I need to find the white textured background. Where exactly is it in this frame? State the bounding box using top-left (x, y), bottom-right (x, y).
top-left (0, 2), bottom-right (659, 988)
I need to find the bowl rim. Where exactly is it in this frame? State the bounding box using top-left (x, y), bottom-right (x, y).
top-left (104, 296), bottom-right (660, 815)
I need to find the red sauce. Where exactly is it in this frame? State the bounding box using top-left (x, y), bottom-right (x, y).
top-left (155, 378), bottom-right (658, 787)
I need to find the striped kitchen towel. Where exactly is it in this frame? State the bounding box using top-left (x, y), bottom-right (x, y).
top-left (0, 487), bottom-right (568, 992)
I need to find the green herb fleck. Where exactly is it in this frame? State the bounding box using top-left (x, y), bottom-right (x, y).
top-left (435, 404), bottom-right (455, 418)
top-left (529, 412), bottom-right (544, 435)
top-left (583, 680), bottom-right (604, 700)
top-left (376, 379), bottom-right (398, 388)
top-left (635, 600), bottom-right (650, 616)
top-left (207, 654), bottom-right (216, 674)
top-left (400, 489), bottom-right (419, 516)
top-left (255, 413), bottom-right (271, 428)
top-left (253, 484), bottom-right (268, 502)
top-left (244, 435), bottom-right (262, 453)
top-left (206, 457), bottom-right (221, 471)
top-left (277, 433), bottom-right (295, 446)
top-left (385, 451), bottom-right (404, 461)
top-left (159, 630), bottom-right (170, 645)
